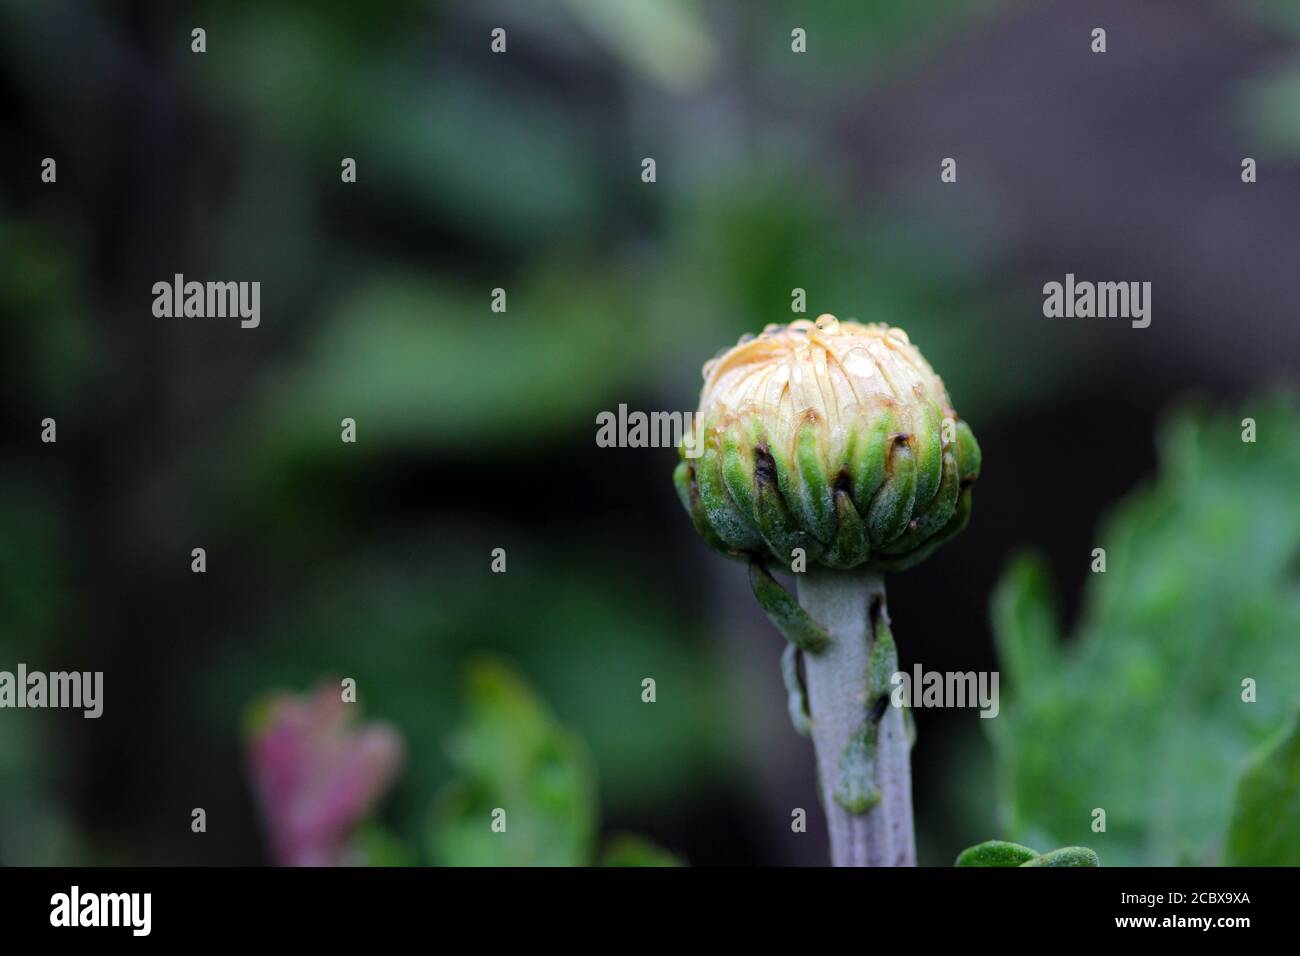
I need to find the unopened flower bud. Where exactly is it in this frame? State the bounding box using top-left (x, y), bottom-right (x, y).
top-left (674, 316), bottom-right (980, 572)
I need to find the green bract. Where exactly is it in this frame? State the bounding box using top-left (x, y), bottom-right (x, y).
top-left (674, 317), bottom-right (980, 572)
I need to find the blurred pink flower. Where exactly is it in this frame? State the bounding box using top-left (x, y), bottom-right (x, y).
top-left (246, 684), bottom-right (404, 866)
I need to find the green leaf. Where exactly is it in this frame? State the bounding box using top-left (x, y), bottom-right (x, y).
top-left (986, 394), bottom-right (1300, 865)
top-left (1020, 847), bottom-right (1100, 867)
top-left (1224, 708), bottom-right (1300, 866)
top-left (956, 840), bottom-right (1100, 866)
top-left (955, 840), bottom-right (1039, 867)
top-left (429, 658), bottom-right (597, 866)
top-left (600, 834), bottom-right (685, 867)
top-left (990, 552), bottom-right (1060, 699)
top-left (748, 561), bottom-right (829, 652)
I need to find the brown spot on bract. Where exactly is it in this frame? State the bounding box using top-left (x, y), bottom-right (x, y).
top-left (754, 445), bottom-right (777, 487)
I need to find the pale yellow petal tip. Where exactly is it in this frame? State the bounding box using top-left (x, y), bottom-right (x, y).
top-left (696, 319), bottom-right (953, 443)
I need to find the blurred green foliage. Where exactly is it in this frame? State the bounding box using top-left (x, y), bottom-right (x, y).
top-left (256, 270), bottom-right (638, 456)
top-left (428, 657), bottom-right (681, 866)
top-left (990, 394), bottom-right (1300, 866)
top-left (0, 481), bottom-right (80, 865)
top-left (1240, 0), bottom-right (1300, 157)
top-left (203, 543), bottom-right (730, 853)
top-left (430, 658), bottom-right (597, 866)
top-left (558, 0), bottom-right (716, 94)
top-left (599, 833), bottom-right (683, 867)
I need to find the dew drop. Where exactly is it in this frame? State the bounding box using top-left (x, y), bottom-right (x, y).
top-left (842, 347), bottom-right (876, 377)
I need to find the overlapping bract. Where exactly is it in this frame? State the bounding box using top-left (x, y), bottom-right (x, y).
top-left (674, 317), bottom-right (980, 572)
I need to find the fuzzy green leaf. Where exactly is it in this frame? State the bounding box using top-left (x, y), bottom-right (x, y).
top-left (1020, 846), bottom-right (1101, 867)
top-left (748, 561), bottom-right (829, 653)
top-left (955, 840), bottom-right (1039, 867)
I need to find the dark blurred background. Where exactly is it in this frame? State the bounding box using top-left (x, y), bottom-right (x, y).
top-left (1, 0), bottom-right (1298, 865)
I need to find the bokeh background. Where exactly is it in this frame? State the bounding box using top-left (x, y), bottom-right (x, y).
top-left (2, 0), bottom-right (1298, 866)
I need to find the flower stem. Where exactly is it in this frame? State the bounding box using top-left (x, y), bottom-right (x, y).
top-left (796, 568), bottom-right (916, 867)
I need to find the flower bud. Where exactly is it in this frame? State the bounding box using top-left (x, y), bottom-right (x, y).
top-left (674, 316), bottom-right (980, 572)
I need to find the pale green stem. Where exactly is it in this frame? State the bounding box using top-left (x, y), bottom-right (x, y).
top-left (796, 568), bottom-right (916, 867)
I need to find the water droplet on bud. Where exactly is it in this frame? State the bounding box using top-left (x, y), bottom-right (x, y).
top-left (815, 314), bottom-right (840, 333)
